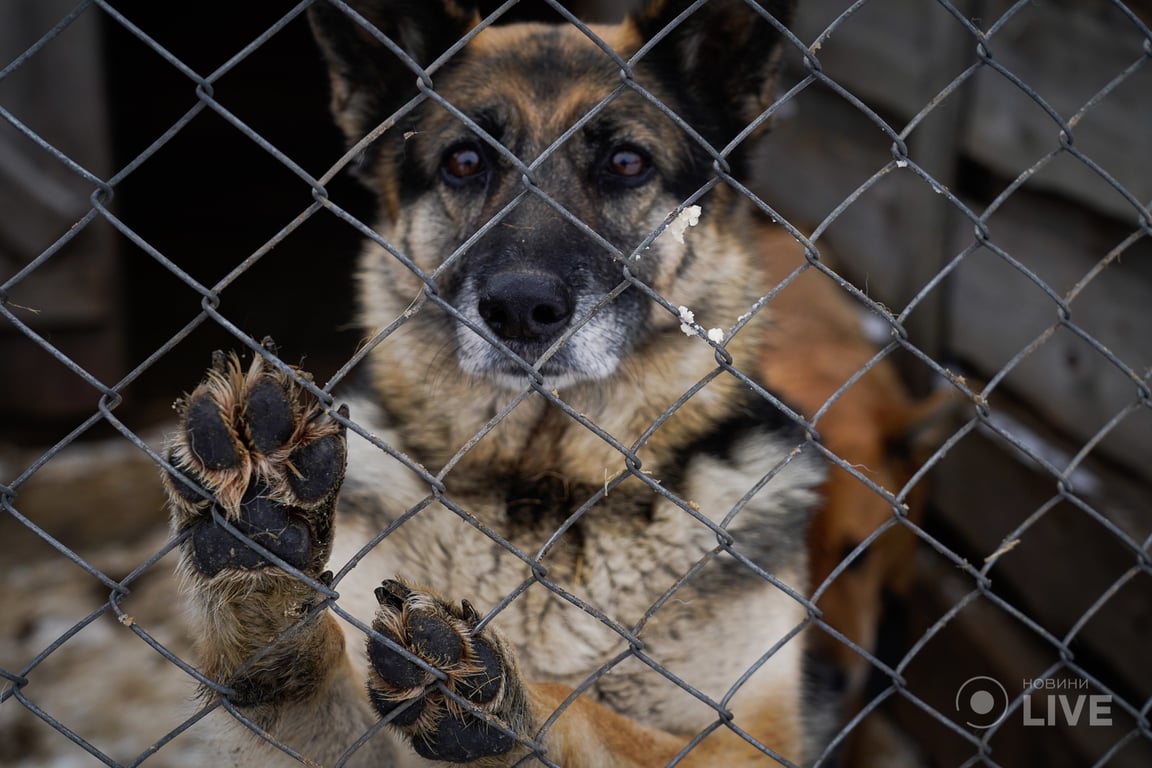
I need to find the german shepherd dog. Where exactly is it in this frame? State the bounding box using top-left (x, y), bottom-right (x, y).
top-left (163, 1), bottom-right (829, 765)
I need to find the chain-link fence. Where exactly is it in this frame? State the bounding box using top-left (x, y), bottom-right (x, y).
top-left (2, 0), bottom-right (1150, 766)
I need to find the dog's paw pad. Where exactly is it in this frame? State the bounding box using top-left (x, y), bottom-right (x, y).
top-left (413, 713), bottom-right (516, 762)
top-left (287, 433), bottom-right (345, 502)
top-left (408, 613), bottom-right (466, 666)
top-left (163, 350), bottom-right (345, 580)
top-left (367, 580), bottom-right (519, 761)
top-left (456, 637), bottom-right (504, 703)
top-left (244, 378), bottom-right (296, 454)
top-left (190, 483), bottom-right (313, 576)
top-left (369, 625), bottom-right (436, 689)
top-left (185, 393), bottom-right (241, 470)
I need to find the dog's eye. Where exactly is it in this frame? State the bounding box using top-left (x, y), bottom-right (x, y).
top-left (609, 150), bottom-right (646, 177)
top-left (441, 144), bottom-right (487, 185)
top-left (602, 147), bottom-right (653, 187)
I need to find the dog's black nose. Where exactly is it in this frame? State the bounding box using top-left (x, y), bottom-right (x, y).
top-left (478, 272), bottom-right (574, 342)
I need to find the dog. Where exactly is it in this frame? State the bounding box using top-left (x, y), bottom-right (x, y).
top-left (161, 1), bottom-right (833, 765)
top-left (755, 227), bottom-right (956, 728)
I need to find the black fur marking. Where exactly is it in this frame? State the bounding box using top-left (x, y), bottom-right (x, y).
top-left (227, 675), bottom-right (278, 708)
top-left (659, 386), bottom-right (816, 582)
top-left (473, 0), bottom-right (570, 24)
top-left (185, 394), bottom-right (239, 470)
top-left (244, 378), bottom-right (295, 454)
top-left (677, 386), bottom-right (806, 468)
top-left (631, 0), bottom-right (794, 180)
top-left (307, 1), bottom-right (476, 181)
top-left (504, 473), bottom-right (576, 526)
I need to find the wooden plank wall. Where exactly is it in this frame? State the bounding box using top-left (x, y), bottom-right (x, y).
top-left (0, 1), bottom-right (123, 430)
top-left (752, 0), bottom-right (1152, 764)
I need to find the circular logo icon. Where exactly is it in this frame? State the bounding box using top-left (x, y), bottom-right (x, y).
top-left (956, 676), bottom-right (1010, 729)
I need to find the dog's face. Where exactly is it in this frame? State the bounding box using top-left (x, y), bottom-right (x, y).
top-left (393, 28), bottom-right (691, 389)
top-left (310, 0), bottom-right (793, 391)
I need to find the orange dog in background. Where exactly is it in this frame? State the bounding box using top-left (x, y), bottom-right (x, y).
top-left (758, 225), bottom-right (953, 714)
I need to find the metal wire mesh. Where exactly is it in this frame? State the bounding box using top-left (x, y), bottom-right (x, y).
top-left (2, 0), bottom-right (1150, 766)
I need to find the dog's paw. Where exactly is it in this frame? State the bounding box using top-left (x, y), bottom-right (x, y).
top-left (367, 580), bottom-right (532, 763)
top-left (163, 344), bottom-right (346, 579)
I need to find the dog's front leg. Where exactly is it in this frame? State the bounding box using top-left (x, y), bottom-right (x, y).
top-left (365, 585), bottom-right (797, 767)
top-left (163, 350), bottom-right (385, 765)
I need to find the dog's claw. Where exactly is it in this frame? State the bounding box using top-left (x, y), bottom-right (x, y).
top-left (375, 579), bottom-right (413, 609)
top-left (460, 598), bottom-right (481, 626)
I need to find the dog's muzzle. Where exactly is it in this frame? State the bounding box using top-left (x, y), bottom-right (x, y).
top-left (451, 262), bottom-right (630, 389)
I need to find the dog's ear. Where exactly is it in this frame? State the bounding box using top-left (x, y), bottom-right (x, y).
top-left (630, 0), bottom-right (795, 143)
top-left (308, 1), bottom-right (478, 142)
